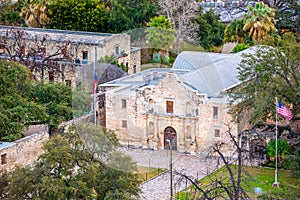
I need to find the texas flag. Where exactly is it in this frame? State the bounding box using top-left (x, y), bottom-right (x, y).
top-left (278, 102), bottom-right (293, 120)
top-left (94, 69), bottom-right (98, 94)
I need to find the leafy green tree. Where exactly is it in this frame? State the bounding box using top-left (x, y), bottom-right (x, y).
top-left (106, 0), bottom-right (158, 33)
top-left (0, 124), bottom-right (140, 199)
top-left (283, 152), bottom-right (300, 178)
top-left (0, 60), bottom-right (47, 141)
top-left (47, 0), bottom-right (107, 32)
top-left (0, 60), bottom-right (74, 140)
top-left (30, 82), bottom-right (73, 133)
top-left (229, 33), bottom-right (300, 124)
top-left (0, 0), bottom-right (25, 26)
top-left (146, 16), bottom-right (175, 52)
top-left (243, 2), bottom-right (277, 41)
top-left (224, 19), bottom-right (247, 44)
top-left (267, 139), bottom-right (291, 162)
top-left (263, 0), bottom-right (300, 34)
top-left (193, 9), bottom-right (226, 50)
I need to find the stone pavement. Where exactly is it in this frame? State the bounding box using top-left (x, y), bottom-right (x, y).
top-left (120, 147), bottom-right (222, 200)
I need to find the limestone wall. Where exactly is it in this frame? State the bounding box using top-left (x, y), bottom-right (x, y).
top-left (104, 72), bottom-right (238, 154)
top-left (128, 48), bottom-right (141, 74)
top-left (0, 127), bottom-right (49, 172)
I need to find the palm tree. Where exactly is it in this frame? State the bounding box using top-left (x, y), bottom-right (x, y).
top-left (224, 19), bottom-right (246, 43)
top-left (243, 2), bottom-right (276, 41)
top-left (20, 0), bottom-right (51, 28)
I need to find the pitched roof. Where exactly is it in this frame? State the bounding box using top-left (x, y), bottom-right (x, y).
top-left (101, 47), bottom-right (259, 97)
top-left (172, 47), bottom-right (258, 97)
top-left (0, 26), bottom-right (123, 45)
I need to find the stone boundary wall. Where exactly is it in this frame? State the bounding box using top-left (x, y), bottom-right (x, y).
top-left (0, 127), bottom-right (49, 172)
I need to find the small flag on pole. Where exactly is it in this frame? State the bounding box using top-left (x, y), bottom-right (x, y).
top-left (94, 69), bottom-right (98, 94)
top-left (277, 102), bottom-right (293, 120)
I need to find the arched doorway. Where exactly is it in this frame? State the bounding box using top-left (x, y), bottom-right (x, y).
top-left (164, 126), bottom-right (177, 150)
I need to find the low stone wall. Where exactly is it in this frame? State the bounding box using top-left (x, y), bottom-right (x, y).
top-left (0, 126), bottom-right (49, 172)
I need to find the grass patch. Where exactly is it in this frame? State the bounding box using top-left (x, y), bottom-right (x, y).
top-left (135, 166), bottom-right (165, 182)
top-left (176, 165), bottom-right (300, 199)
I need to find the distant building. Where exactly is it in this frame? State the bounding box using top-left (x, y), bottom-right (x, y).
top-left (0, 26), bottom-right (140, 87)
top-left (99, 47), bottom-right (258, 154)
top-left (0, 125), bottom-right (49, 172)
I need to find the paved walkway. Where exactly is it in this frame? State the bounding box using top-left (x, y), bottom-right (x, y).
top-left (120, 147), bottom-right (222, 200)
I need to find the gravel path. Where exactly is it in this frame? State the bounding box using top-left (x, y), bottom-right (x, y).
top-left (120, 148), bottom-right (222, 200)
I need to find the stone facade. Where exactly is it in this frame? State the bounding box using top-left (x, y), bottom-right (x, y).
top-left (103, 72), bottom-right (237, 154)
top-left (100, 48), bottom-right (260, 154)
top-left (0, 125), bottom-right (49, 172)
top-left (0, 26), bottom-right (138, 87)
top-left (128, 47), bottom-right (141, 74)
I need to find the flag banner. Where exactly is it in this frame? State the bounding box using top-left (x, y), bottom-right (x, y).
top-left (94, 69), bottom-right (98, 94)
top-left (278, 102), bottom-right (293, 120)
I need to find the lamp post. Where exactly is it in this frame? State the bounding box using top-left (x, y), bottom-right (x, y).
top-left (166, 138), bottom-right (173, 200)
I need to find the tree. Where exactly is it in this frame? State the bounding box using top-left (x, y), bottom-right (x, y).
top-left (47, 0), bottom-right (107, 32)
top-left (0, 59), bottom-right (74, 140)
top-left (0, 0), bottom-right (25, 26)
top-left (30, 82), bottom-right (73, 133)
top-left (106, 0), bottom-right (158, 33)
top-left (263, 0), bottom-right (300, 34)
top-left (243, 2), bottom-right (277, 41)
top-left (158, 0), bottom-right (199, 53)
top-left (146, 16), bottom-right (175, 53)
top-left (267, 139), bottom-right (291, 162)
top-left (193, 9), bottom-right (226, 50)
top-left (224, 19), bottom-right (247, 44)
top-left (0, 124), bottom-right (141, 199)
top-left (20, 0), bottom-right (51, 28)
top-left (229, 33), bottom-right (300, 124)
top-left (0, 60), bottom-right (47, 141)
top-left (175, 125), bottom-right (249, 199)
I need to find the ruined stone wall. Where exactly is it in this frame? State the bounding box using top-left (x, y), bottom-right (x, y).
top-left (0, 127), bottom-right (49, 172)
top-left (128, 48), bottom-right (141, 74)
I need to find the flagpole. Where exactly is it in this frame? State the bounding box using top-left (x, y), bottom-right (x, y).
top-left (93, 46), bottom-right (97, 126)
top-left (273, 97), bottom-right (279, 187)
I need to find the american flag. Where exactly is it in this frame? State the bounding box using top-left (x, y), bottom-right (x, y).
top-left (278, 102), bottom-right (293, 120)
top-left (94, 69), bottom-right (98, 94)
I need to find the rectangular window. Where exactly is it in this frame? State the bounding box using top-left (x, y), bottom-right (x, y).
top-left (82, 50), bottom-right (88, 60)
top-left (122, 120), bottom-right (127, 128)
top-left (195, 109), bottom-right (199, 116)
top-left (213, 106), bottom-right (218, 118)
top-left (1, 154), bottom-right (7, 165)
top-left (122, 99), bottom-right (126, 108)
top-left (166, 101), bottom-right (174, 113)
top-left (49, 71), bottom-right (54, 82)
top-left (21, 46), bottom-right (25, 54)
top-left (0, 44), bottom-right (5, 54)
top-left (214, 129), bottom-right (220, 137)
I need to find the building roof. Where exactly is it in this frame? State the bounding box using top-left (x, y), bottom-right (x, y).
top-left (0, 26), bottom-right (125, 45)
top-left (101, 47), bottom-right (258, 98)
top-left (0, 142), bottom-right (15, 150)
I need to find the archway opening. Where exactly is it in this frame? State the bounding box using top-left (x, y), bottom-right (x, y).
top-left (164, 126), bottom-right (177, 150)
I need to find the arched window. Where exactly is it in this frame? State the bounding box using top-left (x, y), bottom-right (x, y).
top-left (149, 122), bottom-right (154, 136)
top-left (149, 98), bottom-right (154, 113)
top-left (186, 125), bottom-right (192, 139)
top-left (186, 102), bottom-right (192, 116)
top-left (115, 45), bottom-right (120, 55)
